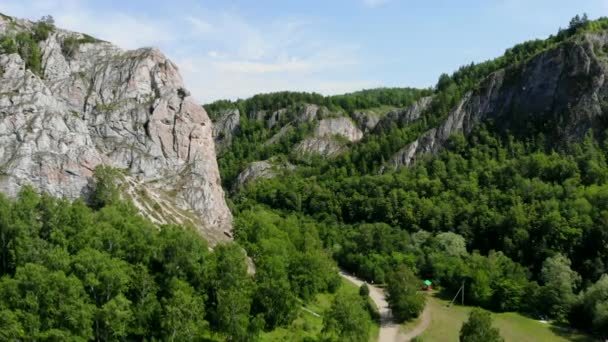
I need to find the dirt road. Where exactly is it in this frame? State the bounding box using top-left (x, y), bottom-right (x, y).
top-left (339, 271), bottom-right (430, 342)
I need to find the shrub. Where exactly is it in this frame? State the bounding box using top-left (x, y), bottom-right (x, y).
top-left (33, 16), bottom-right (55, 42)
top-left (15, 32), bottom-right (42, 76)
top-left (459, 309), bottom-right (503, 342)
top-left (359, 283), bottom-right (370, 297)
top-left (61, 34), bottom-right (100, 59)
top-left (90, 166), bottom-right (123, 209)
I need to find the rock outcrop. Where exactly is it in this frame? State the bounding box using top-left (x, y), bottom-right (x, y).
top-left (374, 96), bottom-right (433, 132)
top-left (212, 109), bottom-right (240, 153)
top-left (234, 158), bottom-right (294, 190)
top-left (297, 104), bottom-right (320, 123)
top-left (0, 15), bottom-right (232, 243)
top-left (352, 110), bottom-right (380, 133)
top-left (387, 32), bottom-right (608, 169)
top-left (294, 117), bottom-right (362, 157)
top-left (235, 161), bottom-right (275, 189)
top-left (266, 108), bottom-right (287, 129)
top-left (316, 117), bottom-right (363, 142)
top-left (294, 136), bottom-right (345, 157)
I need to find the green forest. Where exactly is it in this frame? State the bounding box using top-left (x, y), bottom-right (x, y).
top-left (3, 11), bottom-right (608, 342)
top-left (206, 14), bottom-right (608, 339)
top-left (0, 167), bottom-right (368, 341)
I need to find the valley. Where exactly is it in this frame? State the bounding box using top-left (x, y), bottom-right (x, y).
top-left (0, 7), bottom-right (607, 342)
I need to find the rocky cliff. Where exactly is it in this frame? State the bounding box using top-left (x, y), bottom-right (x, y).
top-left (352, 110), bottom-right (380, 133)
top-left (387, 32), bottom-right (608, 169)
top-left (374, 96), bottom-right (433, 133)
top-left (0, 15), bottom-right (232, 243)
top-left (234, 158), bottom-right (295, 190)
top-left (316, 117), bottom-right (363, 142)
top-left (294, 117), bottom-right (363, 157)
top-left (212, 108), bottom-right (240, 153)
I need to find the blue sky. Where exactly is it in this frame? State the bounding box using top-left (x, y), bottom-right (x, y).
top-left (0, 0), bottom-right (607, 103)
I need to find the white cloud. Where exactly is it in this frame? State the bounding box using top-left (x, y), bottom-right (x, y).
top-left (187, 16), bottom-right (212, 34)
top-left (57, 12), bottom-right (176, 49)
top-left (178, 55), bottom-right (381, 102)
top-left (214, 59), bottom-right (315, 73)
top-left (171, 11), bottom-right (369, 101)
top-left (363, 0), bottom-right (393, 8)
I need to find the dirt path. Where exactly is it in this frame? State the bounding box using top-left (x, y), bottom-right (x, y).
top-left (401, 305), bottom-right (431, 341)
top-left (339, 271), bottom-right (430, 342)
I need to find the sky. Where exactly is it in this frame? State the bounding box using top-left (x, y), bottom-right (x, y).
top-left (0, 0), bottom-right (606, 103)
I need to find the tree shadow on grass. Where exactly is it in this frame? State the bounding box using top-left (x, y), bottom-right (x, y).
top-left (548, 323), bottom-right (599, 342)
top-left (433, 288), bottom-right (461, 302)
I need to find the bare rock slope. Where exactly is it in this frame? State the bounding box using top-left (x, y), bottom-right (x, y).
top-left (212, 108), bottom-right (240, 153)
top-left (294, 116), bottom-right (363, 157)
top-left (388, 32), bottom-right (608, 169)
top-left (0, 15), bottom-right (232, 243)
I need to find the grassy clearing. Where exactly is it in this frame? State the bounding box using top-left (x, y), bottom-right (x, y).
top-left (405, 294), bottom-right (597, 342)
top-left (260, 278), bottom-right (379, 342)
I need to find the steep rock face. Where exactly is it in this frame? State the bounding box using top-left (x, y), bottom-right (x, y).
top-left (212, 109), bottom-right (240, 153)
top-left (374, 96), bottom-right (433, 132)
top-left (316, 117), bottom-right (363, 142)
top-left (294, 136), bottom-right (345, 157)
top-left (234, 158), bottom-right (295, 190)
top-left (261, 104), bottom-right (334, 148)
top-left (266, 108), bottom-right (287, 129)
top-left (235, 161), bottom-right (275, 189)
top-left (294, 117), bottom-right (362, 157)
top-left (251, 104), bottom-right (321, 129)
top-left (297, 104), bottom-right (320, 123)
top-left (387, 32), bottom-right (608, 169)
top-left (0, 16), bottom-right (232, 243)
top-left (386, 94), bottom-right (472, 169)
top-left (352, 110), bottom-right (380, 133)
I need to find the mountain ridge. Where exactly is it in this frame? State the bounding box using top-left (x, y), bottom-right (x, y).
top-left (207, 16), bottom-right (608, 185)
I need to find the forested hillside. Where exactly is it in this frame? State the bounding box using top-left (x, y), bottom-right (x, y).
top-left (3, 11), bottom-right (608, 342)
top-left (205, 87), bottom-right (431, 188)
top-left (0, 167), bottom-right (352, 340)
top-left (207, 14), bottom-right (608, 338)
top-left (0, 13), bottom-right (381, 342)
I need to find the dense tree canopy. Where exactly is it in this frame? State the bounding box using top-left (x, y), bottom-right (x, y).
top-left (4, 13), bottom-right (608, 341)
top-left (322, 292), bottom-right (371, 342)
top-left (211, 19), bottom-right (608, 334)
top-left (229, 120), bottom-right (608, 332)
top-left (0, 173), bottom-right (340, 340)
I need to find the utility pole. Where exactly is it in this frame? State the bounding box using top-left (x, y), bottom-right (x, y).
top-left (461, 280), bottom-right (465, 305)
top-left (449, 280), bottom-right (466, 307)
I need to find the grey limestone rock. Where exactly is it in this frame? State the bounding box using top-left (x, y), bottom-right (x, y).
top-left (212, 108), bottom-right (240, 153)
top-left (387, 32), bottom-right (608, 170)
top-left (0, 15), bottom-right (232, 243)
top-left (294, 116), bottom-right (363, 157)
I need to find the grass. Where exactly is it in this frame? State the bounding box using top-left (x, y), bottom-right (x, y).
top-left (404, 293), bottom-right (597, 342)
top-left (260, 278), bottom-right (379, 342)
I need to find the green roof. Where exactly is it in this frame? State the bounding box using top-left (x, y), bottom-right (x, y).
top-left (424, 280), bottom-right (432, 286)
